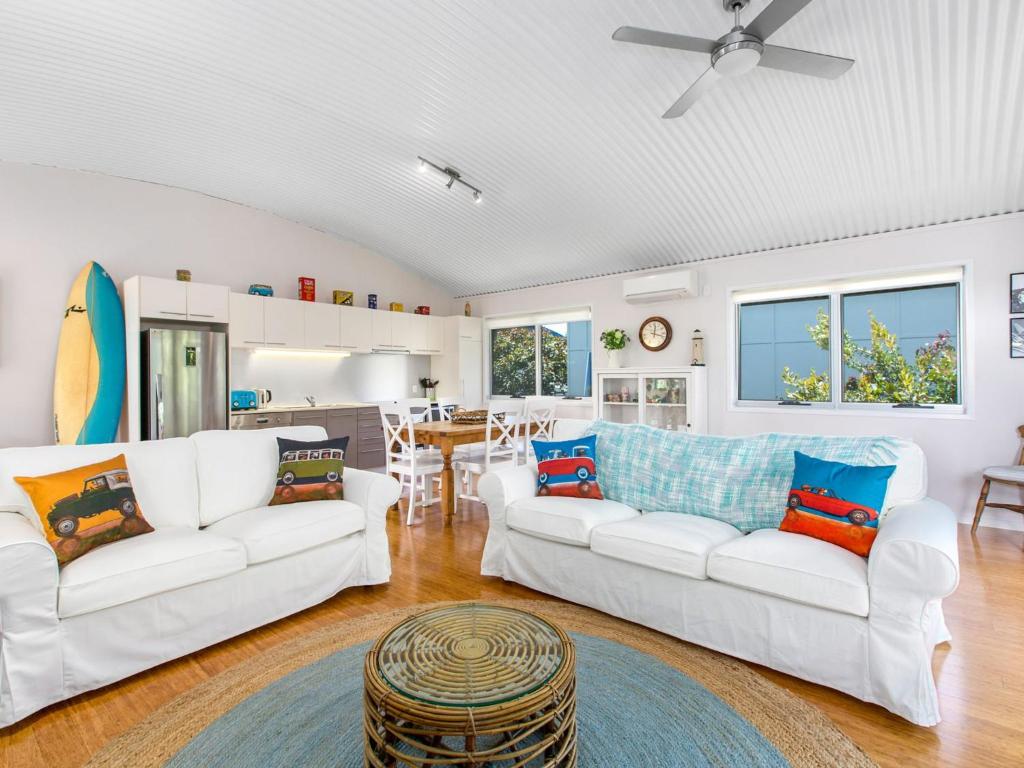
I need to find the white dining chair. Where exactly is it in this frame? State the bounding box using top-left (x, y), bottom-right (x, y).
top-left (379, 402), bottom-right (444, 525)
top-left (436, 396), bottom-right (460, 422)
top-left (454, 400), bottom-right (524, 513)
top-left (520, 396), bottom-right (560, 463)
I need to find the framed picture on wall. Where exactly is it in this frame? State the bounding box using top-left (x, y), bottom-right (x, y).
top-left (1011, 273), bottom-right (1024, 314)
top-left (1012, 318), bottom-right (1024, 359)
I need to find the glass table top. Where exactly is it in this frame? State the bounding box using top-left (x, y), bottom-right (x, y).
top-left (375, 603), bottom-right (566, 708)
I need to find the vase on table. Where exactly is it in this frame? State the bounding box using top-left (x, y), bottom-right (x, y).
top-left (607, 349), bottom-right (622, 369)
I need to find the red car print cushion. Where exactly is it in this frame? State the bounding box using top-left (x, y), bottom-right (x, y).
top-left (532, 434), bottom-right (603, 500)
top-left (779, 451), bottom-right (896, 557)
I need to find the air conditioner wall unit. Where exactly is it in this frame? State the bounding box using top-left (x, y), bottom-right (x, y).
top-left (622, 269), bottom-right (697, 304)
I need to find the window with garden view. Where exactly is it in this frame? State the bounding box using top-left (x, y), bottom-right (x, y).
top-left (736, 279), bottom-right (961, 410)
top-left (490, 318), bottom-right (592, 398)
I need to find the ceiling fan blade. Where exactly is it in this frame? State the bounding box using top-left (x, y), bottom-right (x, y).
top-left (612, 26), bottom-right (717, 55)
top-left (745, 0), bottom-right (815, 41)
top-left (662, 67), bottom-right (721, 119)
top-left (759, 44), bottom-right (854, 79)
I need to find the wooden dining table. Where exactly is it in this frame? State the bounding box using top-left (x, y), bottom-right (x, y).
top-left (399, 420), bottom-right (544, 521)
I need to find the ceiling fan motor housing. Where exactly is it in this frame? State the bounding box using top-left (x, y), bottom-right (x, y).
top-left (711, 29), bottom-right (764, 76)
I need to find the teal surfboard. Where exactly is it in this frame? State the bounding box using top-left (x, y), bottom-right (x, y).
top-left (53, 262), bottom-right (126, 445)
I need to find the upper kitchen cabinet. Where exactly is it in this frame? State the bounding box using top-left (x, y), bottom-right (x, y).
top-left (184, 282), bottom-right (230, 322)
top-left (229, 292), bottom-right (266, 346)
top-left (136, 276), bottom-right (229, 322)
top-left (455, 315), bottom-right (482, 342)
top-left (304, 301), bottom-right (342, 350)
top-left (339, 306), bottom-right (372, 353)
top-left (264, 297), bottom-right (305, 347)
top-left (410, 314), bottom-right (445, 355)
top-left (371, 310), bottom-right (413, 351)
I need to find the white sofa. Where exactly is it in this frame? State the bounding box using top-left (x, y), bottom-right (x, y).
top-left (0, 425), bottom-right (399, 727)
top-left (479, 420), bottom-right (960, 726)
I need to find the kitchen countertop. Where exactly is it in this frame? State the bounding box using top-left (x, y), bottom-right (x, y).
top-left (234, 402), bottom-right (378, 414)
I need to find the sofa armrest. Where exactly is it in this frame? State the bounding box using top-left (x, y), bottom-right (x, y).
top-left (0, 512), bottom-right (63, 727)
top-left (343, 468), bottom-right (400, 585)
top-left (868, 498), bottom-right (959, 625)
top-left (478, 465), bottom-right (538, 577)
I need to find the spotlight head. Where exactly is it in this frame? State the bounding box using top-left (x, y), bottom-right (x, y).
top-left (473, 191), bottom-right (482, 204)
top-left (418, 159), bottom-right (428, 173)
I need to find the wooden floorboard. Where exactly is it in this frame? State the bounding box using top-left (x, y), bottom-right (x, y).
top-left (1, 499), bottom-right (1022, 768)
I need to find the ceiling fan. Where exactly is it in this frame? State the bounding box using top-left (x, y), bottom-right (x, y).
top-left (613, 0), bottom-right (854, 118)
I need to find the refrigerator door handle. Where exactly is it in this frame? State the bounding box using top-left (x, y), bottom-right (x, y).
top-left (154, 372), bottom-right (165, 440)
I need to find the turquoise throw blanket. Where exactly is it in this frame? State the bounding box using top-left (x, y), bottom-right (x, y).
top-left (588, 421), bottom-right (900, 532)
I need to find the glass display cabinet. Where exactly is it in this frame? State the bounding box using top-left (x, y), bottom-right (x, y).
top-left (595, 367), bottom-right (707, 433)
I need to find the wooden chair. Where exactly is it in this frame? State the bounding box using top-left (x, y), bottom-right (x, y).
top-left (972, 425), bottom-right (1024, 533)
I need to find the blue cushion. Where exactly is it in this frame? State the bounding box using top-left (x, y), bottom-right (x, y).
top-left (531, 434), bottom-right (604, 500)
top-left (780, 451), bottom-right (896, 556)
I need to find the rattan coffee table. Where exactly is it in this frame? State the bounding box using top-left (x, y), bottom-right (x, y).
top-left (363, 603), bottom-right (577, 766)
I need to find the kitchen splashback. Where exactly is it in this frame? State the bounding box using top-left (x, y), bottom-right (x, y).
top-left (230, 349), bottom-right (431, 406)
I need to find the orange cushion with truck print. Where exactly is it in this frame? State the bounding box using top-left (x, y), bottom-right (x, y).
top-left (15, 454), bottom-right (154, 566)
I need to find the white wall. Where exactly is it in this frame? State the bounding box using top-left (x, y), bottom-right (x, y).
top-left (465, 214), bottom-right (1024, 530)
top-left (230, 349), bottom-right (430, 407)
top-left (0, 162), bottom-right (453, 447)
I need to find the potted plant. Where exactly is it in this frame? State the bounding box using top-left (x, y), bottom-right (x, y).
top-left (600, 329), bottom-right (629, 369)
top-left (419, 377), bottom-right (439, 400)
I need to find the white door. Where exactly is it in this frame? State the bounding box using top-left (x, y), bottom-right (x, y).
top-left (339, 307), bottom-right (372, 353)
top-left (370, 311), bottom-right (393, 349)
top-left (409, 314), bottom-right (431, 354)
top-left (390, 312), bottom-right (413, 351)
top-left (229, 293), bottom-right (265, 346)
top-left (186, 282), bottom-right (230, 322)
top-left (459, 338), bottom-right (483, 408)
top-left (265, 298), bottom-right (306, 347)
top-left (139, 276), bottom-right (188, 320)
top-left (427, 316), bottom-right (445, 355)
top-left (304, 302), bottom-right (342, 349)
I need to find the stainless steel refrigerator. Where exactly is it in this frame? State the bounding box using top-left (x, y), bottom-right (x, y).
top-left (141, 328), bottom-right (227, 439)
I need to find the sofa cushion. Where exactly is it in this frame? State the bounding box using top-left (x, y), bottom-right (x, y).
top-left (533, 434), bottom-right (603, 500)
top-left (16, 454), bottom-right (155, 566)
top-left (191, 425), bottom-right (328, 526)
top-left (707, 529), bottom-right (870, 617)
top-left (506, 496), bottom-right (638, 546)
top-left (0, 437), bottom-right (199, 529)
top-left (590, 512), bottom-right (742, 579)
top-left (204, 499), bottom-right (365, 564)
top-left (58, 528), bottom-right (245, 618)
top-left (885, 439), bottom-right (927, 510)
top-left (270, 436), bottom-right (349, 506)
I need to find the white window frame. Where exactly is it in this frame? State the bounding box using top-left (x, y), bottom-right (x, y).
top-left (727, 264), bottom-right (972, 418)
top-left (484, 307), bottom-right (593, 400)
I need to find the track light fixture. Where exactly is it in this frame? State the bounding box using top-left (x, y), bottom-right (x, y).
top-left (416, 156), bottom-right (483, 205)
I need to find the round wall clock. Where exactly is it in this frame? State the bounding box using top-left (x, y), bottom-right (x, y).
top-left (639, 316), bottom-right (672, 352)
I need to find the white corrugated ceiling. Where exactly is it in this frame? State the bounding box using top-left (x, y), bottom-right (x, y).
top-left (1, 1), bottom-right (1022, 296)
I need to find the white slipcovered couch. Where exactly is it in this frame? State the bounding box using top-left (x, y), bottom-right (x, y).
top-left (0, 425), bottom-right (399, 727)
top-left (479, 420), bottom-right (959, 726)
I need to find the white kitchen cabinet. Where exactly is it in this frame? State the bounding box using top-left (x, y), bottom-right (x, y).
top-left (595, 366), bottom-right (707, 434)
top-left (370, 310), bottom-right (393, 349)
top-left (431, 315), bottom-right (483, 408)
top-left (456, 315), bottom-right (482, 341)
top-left (264, 298), bottom-right (305, 347)
top-left (139, 276), bottom-right (229, 322)
top-left (338, 306), bottom-right (372, 353)
top-left (229, 293), bottom-right (266, 347)
top-left (427, 315), bottom-right (445, 355)
top-left (390, 312), bottom-right (414, 351)
top-left (138, 276), bottom-right (188, 320)
top-left (304, 301), bottom-right (342, 350)
top-left (184, 282), bottom-right (230, 322)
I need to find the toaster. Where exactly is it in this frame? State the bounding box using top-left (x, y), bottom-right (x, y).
top-left (231, 390), bottom-right (258, 411)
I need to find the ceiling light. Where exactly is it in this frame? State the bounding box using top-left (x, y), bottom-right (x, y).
top-left (416, 155), bottom-right (484, 205)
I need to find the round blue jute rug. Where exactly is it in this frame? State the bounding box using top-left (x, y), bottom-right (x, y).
top-left (86, 600), bottom-right (874, 768)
